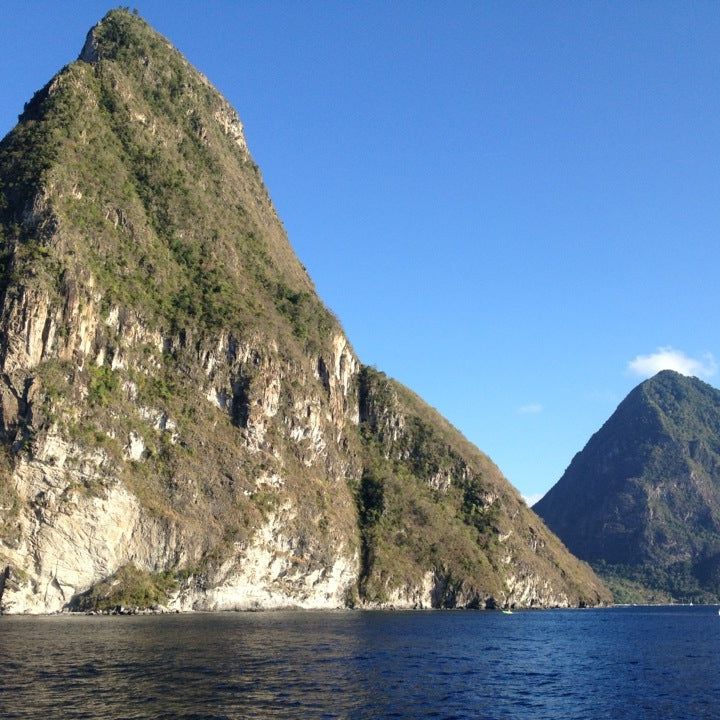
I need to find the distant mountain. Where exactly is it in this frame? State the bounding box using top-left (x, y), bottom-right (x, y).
top-left (534, 370), bottom-right (720, 602)
top-left (0, 10), bottom-right (608, 613)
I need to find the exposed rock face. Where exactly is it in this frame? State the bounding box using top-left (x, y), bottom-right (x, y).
top-left (354, 368), bottom-right (608, 609)
top-left (535, 370), bottom-right (720, 601)
top-left (172, 506), bottom-right (358, 611)
top-left (0, 10), bottom-right (609, 613)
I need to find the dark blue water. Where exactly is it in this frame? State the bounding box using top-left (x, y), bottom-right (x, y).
top-left (1, 606), bottom-right (719, 719)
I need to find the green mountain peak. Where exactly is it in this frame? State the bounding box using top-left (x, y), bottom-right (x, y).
top-left (535, 370), bottom-right (720, 602)
top-left (0, 11), bottom-right (608, 613)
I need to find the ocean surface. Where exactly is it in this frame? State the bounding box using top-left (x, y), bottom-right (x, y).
top-left (2, 605), bottom-right (719, 719)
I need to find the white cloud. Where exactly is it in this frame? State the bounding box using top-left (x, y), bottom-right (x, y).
top-left (627, 347), bottom-right (717, 380)
top-left (517, 403), bottom-right (543, 415)
top-left (522, 493), bottom-right (543, 507)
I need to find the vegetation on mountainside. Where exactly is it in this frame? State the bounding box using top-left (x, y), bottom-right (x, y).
top-left (0, 9), bottom-right (336, 350)
top-left (354, 455), bottom-right (501, 604)
top-left (28, 344), bottom-right (352, 561)
top-left (0, 448), bottom-right (21, 546)
top-left (0, 9), bottom-right (609, 611)
top-left (594, 561), bottom-right (696, 605)
top-left (356, 367), bottom-right (609, 606)
top-left (355, 367), bottom-right (501, 602)
top-left (536, 370), bottom-right (720, 602)
top-left (68, 564), bottom-right (178, 611)
top-left (0, 9), bottom-right (358, 581)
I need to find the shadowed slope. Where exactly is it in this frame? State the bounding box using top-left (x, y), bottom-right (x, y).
top-left (535, 370), bottom-right (720, 601)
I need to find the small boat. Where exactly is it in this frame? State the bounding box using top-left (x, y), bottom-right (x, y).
top-left (502, 609), bottom-right (513, 615)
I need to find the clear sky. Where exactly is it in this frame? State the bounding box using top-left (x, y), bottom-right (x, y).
top-left (2, 1), bottom-right (719, 503)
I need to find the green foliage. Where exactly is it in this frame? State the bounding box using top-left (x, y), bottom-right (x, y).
top-left (0, 448), bottom-right (21, 546)
top-left (460, 481), bottom-right (501, 541)
top-left (270, 281), bottom-right (334, 344)
top-left (354, 366), bottom-right (609, 605)
top-left (249, 490), bottom-right (278, 516)
top-left (356, 373), bottom-right (503, 603)
top-left (0, 7), bottom-right (339, 353)
top-left (137, 372), bottom-right (175, 404)
top-left (359, 469), bottom-right (385, 527)
top-left (69, 564), bottom-right (178, 610)
top-left (595, 559), bottom-right (720, 604)
top-left (87, 365), bottom-right (119, 406)
top-left (537, 370), bottom-right (720, 601)
top-left (355, 453), bottom-right (500, 604)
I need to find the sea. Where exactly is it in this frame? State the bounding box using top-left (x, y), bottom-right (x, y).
top-left (2, 605), bottom-right (719, 719)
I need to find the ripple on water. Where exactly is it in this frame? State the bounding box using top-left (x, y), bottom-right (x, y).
top-left (2, 607), bottom-right (720, 719)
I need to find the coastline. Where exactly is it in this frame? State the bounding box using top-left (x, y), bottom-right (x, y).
top-left (2, 602), bottom-right (616, 618)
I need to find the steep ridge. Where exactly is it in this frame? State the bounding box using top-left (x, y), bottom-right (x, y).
top-left (535, 370), bottom-right (720, 602)
top-left (357, 368), bottom-right (608, 607)
top-left (0, 9), bottom-right (608, 613)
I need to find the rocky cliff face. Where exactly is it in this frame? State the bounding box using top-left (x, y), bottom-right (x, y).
top-left (355, 368), bottom-right (608, 608)
top-left (0, 10), bottom-right (608, 613)
top-left (535, 370), bottom-right (720, 602)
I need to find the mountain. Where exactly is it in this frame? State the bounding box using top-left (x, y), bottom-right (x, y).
top-left (534, 370), bottom-right (720, 602)
top-left (0, 9), bottom-right (608, 613)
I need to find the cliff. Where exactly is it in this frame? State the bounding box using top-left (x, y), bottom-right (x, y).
top-left (0, 9), bottom-right (608, 613)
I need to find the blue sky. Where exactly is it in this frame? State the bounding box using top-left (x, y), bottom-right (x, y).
top-left (2, 1), bottom-right (719, 502)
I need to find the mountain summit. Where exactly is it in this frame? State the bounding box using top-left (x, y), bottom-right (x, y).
top-left (0, 10), bottom-right (607, 613)
top-left (535, 370), bottom-right (720, 601)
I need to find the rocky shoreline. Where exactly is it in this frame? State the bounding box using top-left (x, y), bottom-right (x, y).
top-left (2, 601), bottom-right (608, 617)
